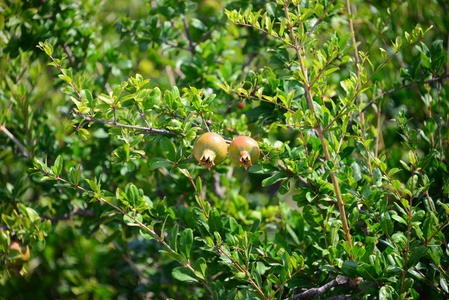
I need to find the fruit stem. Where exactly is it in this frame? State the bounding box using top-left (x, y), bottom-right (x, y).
top-left (200, 149), bottom-right (217, 169)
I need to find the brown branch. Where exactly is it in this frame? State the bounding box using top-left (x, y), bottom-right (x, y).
top-left (272, 268), bottom-right (303, 299)
top-left (183, 18), bottom-right (196, 55)
top-left (424, 218), bottom-right (449, 247)
top-left (345, 0), bottom-right (359, 77)
top-left (199, 111), bottom-right (210, 132)
top-left (134, 103), bottom-right (152, 128)
top-left (289, 275), bottom-right (361, 299)
top-left (283, 1), bottom-right (353, 253)
top-left (276, 162), bottom-right (317, 191)
top-left (73, 112), bottom-right (178, 135)
top-left (181, 168), bottom-right (209, 218)
top-left (216, 244), bottom-right (268, 300)
top-left (35, 170), bottom-right (214, 296)
top-left (195, 25), bottom-right (217, 45)
top-left (61, 43), bottom-right (76, 69)
top-left (98, 225), bottom-right (170, 299)
top-left (162, 38), bottom-right (190, 51)
top-left (0, 124), bottom-right (31, 159)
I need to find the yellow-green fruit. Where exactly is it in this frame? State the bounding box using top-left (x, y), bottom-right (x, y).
top-left (229, 136), bottom-right (260, 169)
top-left (193, 132), bottom-right (228, 169)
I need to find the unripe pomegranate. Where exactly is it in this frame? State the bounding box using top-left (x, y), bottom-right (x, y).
top-left (193, 132), bottom-right (227, 169)
top-left (229, 136), bottom-right (260, 169)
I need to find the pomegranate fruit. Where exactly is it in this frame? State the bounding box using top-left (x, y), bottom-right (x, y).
top-left (229, 136), bottom-right (260, 169)
top-left (193, 132), bottom-right (227, 169)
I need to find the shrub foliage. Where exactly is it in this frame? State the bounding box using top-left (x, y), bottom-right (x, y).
top-left (1, 0), bottom-right (449, 299)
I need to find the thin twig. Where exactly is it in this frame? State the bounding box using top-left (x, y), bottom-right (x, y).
top-left (283, 2), bottom-right (353, 254)
top-left (165, 65), bottom-right (176, 86)
top-left (181, 168), bottom-right (209, 218)
top-left (99, 225), bottom-right (170, 299)
top-left (195, 25), bottom-right (217, 45)
top-left (272, 268), bottom-right (303, 299)
top-left (345, 0), bottom-right (359, 78)
top-left (35, 170), bottom-right (214, 296)
top-left (199, 111), bottom-right (210, 132)
top-left (0, 124), bottom-right (31, 159)
top-left (61, 43), bottom-right (76, 69)
top-left (447, 33), bottom-right (449, 84)
top-left (375, 101), bottom-right (382, 157)
top-left (307, 0), bottom-right (335, 36)
top-left (413, 268), bottom-right (449, 296)
top-left (276, 162), bottom-right (316, 191)
top-left (325, 36), bottom-right (428, 133)
top-left (288, 275), bottom-right (361, 299)
top-left (216, 244), bottom-right (268, 300)
top-left (134, 103), bottom-right (152, 128)
top-left (183, 18), bottom-right (196, 54)
top-left (346, 74), bottom-right (449, 131)
top-left (73, 112), bottom-right (178, 135)
top-left (162, 38), bottom-right (191, 51)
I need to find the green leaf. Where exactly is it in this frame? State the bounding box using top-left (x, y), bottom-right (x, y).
top-left (262, 172), bottom-right (287, 187)
top-left (351, 162), bottom-right (362, 181)
top-left (168, 224), bottom-right (179, 251)
top-left (208, 210), bottom-right (222, 234)
top-left (323, 67), bottom-right (339, 76)
top-left (0, 231), bottom-right (10, 252)
top-left (196, 177), bottom-right (202, 195)
top-left (149, 158), bottom-right (173, 170)
top-left (411, 210), bottom-right (425, 223)
top-left (342, 261), bottom-right (359, 277)
top-left (408, 245), bottom-right (427, 266)
top-left (58, 74), bottom-right (72, 83)
top-left (440, 277), bottom-right (449, 293)
top-left (159, 250), bottom-right (185, 264)
top-left (25, 207), bottom-right (40, 223)
top-left (178, 168), bottom-right (190, 178)
top-left (172, 266), bottom-right (198, 283)
top-left (52, 155), bottom-right (63, 176)
top-left (379, 286), bottom-right (395, 300)
top-left (140, 229), bottom-right (156, 240)
top-left (194, 257), bottom-right (208, 280)
top-left (180, 228), bottom-right (193, 260)
top-left (388, 168), bottom-right (401, 177)
top-left (123, 214), bottom-right (142, 227)
top-left (126, 184), bottom-right (139, 206)
top-left (391, 213), bottom-right (407, 225)
top-left (248, 164), bottom-right (277, 174)
top-left (130, 134), bottom-right (144, 148)
top-left (408, 269), bottom-right (425, 280)
top-left (381, 211), bottom-right (394, 236)
top-left (160, 137), bottom-right (176, 161)
top-left (286, 224), bottom-right (300, 245)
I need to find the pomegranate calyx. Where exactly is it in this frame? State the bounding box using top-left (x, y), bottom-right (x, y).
top-left (239, 151), bottom-right (253, 169)
top-left (199, 149), bottom-right (216, 169)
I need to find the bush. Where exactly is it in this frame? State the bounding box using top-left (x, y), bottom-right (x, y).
top-left (1, 0), bottom-right (448, 299)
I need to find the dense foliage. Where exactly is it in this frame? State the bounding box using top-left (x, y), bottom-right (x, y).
top-left (1, 0), bottom-right (448, 299)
